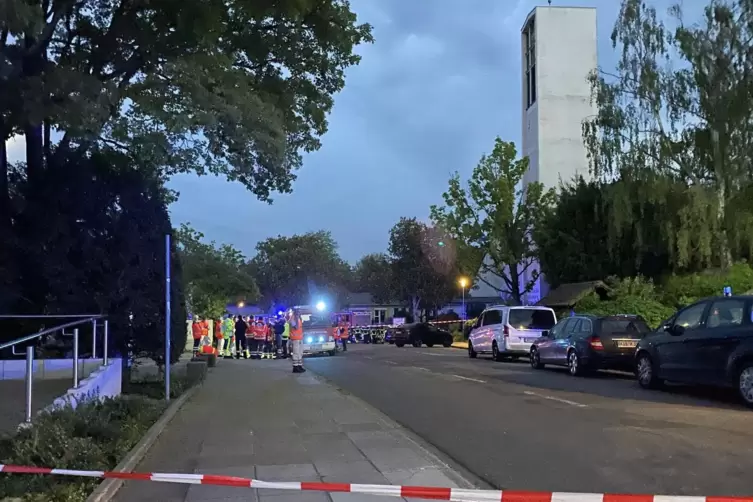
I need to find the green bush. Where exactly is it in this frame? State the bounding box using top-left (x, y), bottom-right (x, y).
top-left (0, 396), bottom-right (166, 501)
top-left (661, 262), bottom-right (753, 308)
top-left (123, 372), bottom-right (190, 400)
top-left (575, 276), bottom-right (674, 329)
top-left (451, 330), bottom-right (465, 343)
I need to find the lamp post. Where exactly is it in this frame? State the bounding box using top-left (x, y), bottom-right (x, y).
top-left (459, 277), bottom-right (469, 320)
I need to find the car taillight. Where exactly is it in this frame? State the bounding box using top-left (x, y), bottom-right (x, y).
top-left (589, 336), bottom-right (603, 350)
top-left (503, 325), bottom-right (510, 337)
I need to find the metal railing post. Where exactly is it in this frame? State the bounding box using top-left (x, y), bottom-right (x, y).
top-left (92, 319), bottom-right (97, 359)
top-left (25, 346), bottom-right (34, 423)
top-left (73, 328), bottom-right (79, 388)
top-left (103, 320), bottom-right (109, 366)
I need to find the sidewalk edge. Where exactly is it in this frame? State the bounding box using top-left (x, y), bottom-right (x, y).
top-left (308, 371), bottom-right (492, 492)
top-left (85, 383), bottom-right (201, 502)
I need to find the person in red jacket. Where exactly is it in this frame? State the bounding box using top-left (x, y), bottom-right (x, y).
top-left (252, 318), bottom-right (266, 359)
top-left (191, 317), bottom-right (203, 355)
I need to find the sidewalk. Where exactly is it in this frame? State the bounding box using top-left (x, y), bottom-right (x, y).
top-left (113, 358), bottom-right (476, 502)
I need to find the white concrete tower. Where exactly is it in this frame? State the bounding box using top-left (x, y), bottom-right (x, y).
top-left (520, 5), bottom-right (597, 303)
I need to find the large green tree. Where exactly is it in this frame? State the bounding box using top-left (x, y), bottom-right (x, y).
top-left (431, 138), bottom-right (555, 305)
top-left (175, 224), bottom-right (258, 320)
top-left (0, 0), bottom-right (374, 229)
top-left (354, 253), bottom-right (395, 304)
top-left (249, 231), bottom-right (352, 309)
top-left (583, 0), bottom-right (753, 271)
top-left (388, 217), bottom-right (457, 320)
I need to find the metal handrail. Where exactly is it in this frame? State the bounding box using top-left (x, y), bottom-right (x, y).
top-left (0, 315), bottom-right (110, 425)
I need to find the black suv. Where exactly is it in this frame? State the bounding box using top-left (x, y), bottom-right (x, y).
top-left (634, 296), bottom-right (753, 407)
top-left (394, 323), bottom-right (453, 348)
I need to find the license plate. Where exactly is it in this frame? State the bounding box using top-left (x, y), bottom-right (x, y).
top-left (616, 340), bottom-right (637, 348)
top-left (308, 344), bottom-right (322, 351)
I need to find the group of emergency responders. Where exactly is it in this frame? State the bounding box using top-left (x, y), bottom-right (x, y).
top-left (190, 310), bottom-right (351, 374)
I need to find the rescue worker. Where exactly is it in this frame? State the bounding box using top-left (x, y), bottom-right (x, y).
top-left (222, 315), bottom-right (235, 358)
top-left (338, 315), bottom-right (349, 352)
top-left (289, 309), bottom-right (305, 373)
top-left (246, 316), bottom-right (257, 358)
top-left (273, 316), bottom-right (285, 358)
top-left (234, 315), bottom-right (249, 359)
top-left (191, 317), bottom-right (203, 355)
top-left (214, 318), bottom-right (225, 356)
top-left (253, 317), bottom-right (266, 359)
top-left (262, 320), bottom-right (274, 359)
top-left (281, 315), bottom-right (290, 358)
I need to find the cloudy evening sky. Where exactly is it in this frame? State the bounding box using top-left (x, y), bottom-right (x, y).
top-left (7, 0), bottom-right (699, 263)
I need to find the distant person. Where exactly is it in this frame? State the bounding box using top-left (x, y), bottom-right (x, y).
top-left (234, 315), bottom-right (248, 359)
top-left (289, 309), bottom-right (305, 373)
top-left (274, 317), bottom-right (285, 358)
top-left (191, 317), bottom-right (203, 355)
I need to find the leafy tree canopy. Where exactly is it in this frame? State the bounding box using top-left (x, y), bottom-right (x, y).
top-left (249, 230), bottom-right (352, 309)
top-left (354, 253), bottom-right (395, 304)
top-left (175, 224), bottom-right (258, 320)
top-left (431, 137), bottom-right (555, 305)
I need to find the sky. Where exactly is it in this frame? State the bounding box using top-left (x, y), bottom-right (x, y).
top-left (7, 0), bottom-right (694, 263)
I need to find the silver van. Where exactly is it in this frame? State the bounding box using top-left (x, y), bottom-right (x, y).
top-left (468, 305), bottom-right (557, 361)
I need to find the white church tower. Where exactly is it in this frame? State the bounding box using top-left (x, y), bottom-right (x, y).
top-left (520, 5), bottom-right (598, 303)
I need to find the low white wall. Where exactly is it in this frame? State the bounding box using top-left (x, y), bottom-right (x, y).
top-left (0, 358), bottom-right (103, 381)
top-left (47, 359), bottom-right (122, 411)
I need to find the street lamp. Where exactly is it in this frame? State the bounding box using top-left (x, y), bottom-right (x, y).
top-left (458, 277), bottom-right (469, 320)
top-left (237, 301), bottom-right (245, 308)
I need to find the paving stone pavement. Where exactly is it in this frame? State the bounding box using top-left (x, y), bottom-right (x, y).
top-left (113, 358), bottom-right (474, 502)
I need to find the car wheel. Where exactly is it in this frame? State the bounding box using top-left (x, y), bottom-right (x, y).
top-left (492, 342), bottom-right (504, 362)
top-left (425, 342), bottom-right (434, 348)
top-left (395, 342), bottom-right (405, 348)
top-left (442, 339), bottom-right (452, 348)
top-left (567, 350), bottom-right (582, 376)
top-left (388, 341), bottom-right (394, 344)
top-left (468, 342), bottom-right (477, 359)
top-left (635, 352), bottom-right (661, 389)
top-left (737, 361), bottom-right (753, 408)
top-left (530, 347), bottom-right (544, 369)
top-left (329, 350), bottom-right (337, 356)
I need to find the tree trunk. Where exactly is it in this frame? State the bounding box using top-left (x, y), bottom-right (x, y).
top-left (508, 263), bottom-right (521, 305)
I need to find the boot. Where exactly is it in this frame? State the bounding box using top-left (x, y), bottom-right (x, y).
top-left (299, 366), bottom-right (306, 373)
top-left (293, 366), bottom-right (302, 373)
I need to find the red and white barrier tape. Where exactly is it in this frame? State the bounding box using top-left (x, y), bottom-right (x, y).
top-left (0, 464), bottom-right (749, 501)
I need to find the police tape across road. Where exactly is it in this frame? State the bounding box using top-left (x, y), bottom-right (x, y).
top-left (0, 464), bottom-right (749, 501)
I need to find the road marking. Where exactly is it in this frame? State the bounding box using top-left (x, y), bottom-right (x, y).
top-left (364, 356), bottom-right (374, 360)
top-left (523, 390), bottom-right (588, 408)
top-left (451, 374), bottom-right (486, 384)
top-left (415, 367), bottom-right (430, 371)
top-left (385, 361), bottom-right (397, 365)
top-left (421, 352), bottom-right (451, 356)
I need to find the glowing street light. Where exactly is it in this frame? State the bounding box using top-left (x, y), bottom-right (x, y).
top-left (237, 301), bottom-right (245, 308)
top-left (458, 277), bottom-right (469, 320)
top-left (315, 301), bottom-right (326, 312)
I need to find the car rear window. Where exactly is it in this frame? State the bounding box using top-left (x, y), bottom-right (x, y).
top-left (599, 318), bottom-right (650, 334)
top-left (508, 309), bottom-right (556, 330)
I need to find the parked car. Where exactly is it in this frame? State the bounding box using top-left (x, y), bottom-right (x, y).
top-left (634, 296), bottom-right (753, 407)
top-left (385, 328), bottom-right (396, 344)
top-left (530, 314), bottom-right (650, 375)
top-left (468, 305), bottom-right (556, 361)
top-left (394, 323), bottom-right (453, 348)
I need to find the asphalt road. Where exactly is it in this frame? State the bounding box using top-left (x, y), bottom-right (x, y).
top-left (305, 343), bottom-right (753, 498)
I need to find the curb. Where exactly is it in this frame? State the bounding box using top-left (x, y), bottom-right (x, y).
top-left (85, 383), bottom-right (200, 502)
top-left (450, 342), bottom-right (468, 349)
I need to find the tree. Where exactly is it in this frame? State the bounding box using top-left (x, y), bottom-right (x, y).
top-left (1, 148), bottom-right (187, 365)
top-left (0, 0), bottom-right (374, 230)
top-left (535, 177), bottom-right (673, 286)
top-left (354, 253), bottom-right (395, 304)
top-left (175, 224), bottom-right (259, 320)
top-left (582, 0), bottom-right (753, 272)
top-left (249, 231), bottom-right (352, 309)
top-left (431, 138), bottom-right (555, 305)
top-left (388, 217), bottom-right (457, 320)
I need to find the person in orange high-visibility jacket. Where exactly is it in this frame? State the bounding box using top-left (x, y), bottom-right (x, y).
top-left (289, 309), bottom-right (305, 373)
top-left (214, 319), bottom-right (225, 357)
top-left (191, 317), bottom-right (203, 355)
top-left (251, 318), bottom-right (266, 359)
top-left (338, 316), bottom-right (349, 352)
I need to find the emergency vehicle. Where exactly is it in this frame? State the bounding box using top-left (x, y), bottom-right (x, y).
top-left (292, 306), bottom-right (338, 356)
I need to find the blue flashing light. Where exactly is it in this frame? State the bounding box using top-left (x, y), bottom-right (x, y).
top-left (305, 336), bottom-right (313, 344)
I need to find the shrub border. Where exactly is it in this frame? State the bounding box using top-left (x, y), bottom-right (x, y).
top-left (85, 383), bottom-right (201, 502)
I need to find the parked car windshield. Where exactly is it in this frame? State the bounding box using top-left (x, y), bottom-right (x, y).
top-left (599, 318), bottom-right (650, 334)
top-left (508, 309), bottom-right (556, 330)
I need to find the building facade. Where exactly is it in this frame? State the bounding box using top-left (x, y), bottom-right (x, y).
top-left (520, 5), bottom-right (598, 304)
